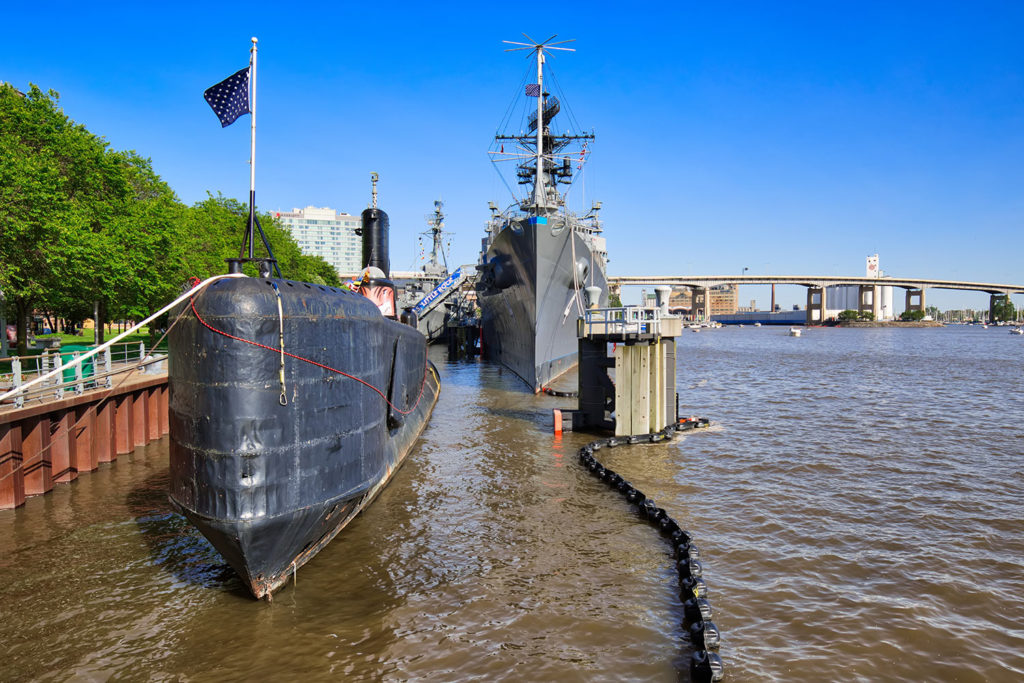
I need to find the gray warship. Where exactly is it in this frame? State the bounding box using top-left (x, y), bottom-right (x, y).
top-left (476, 35), bottom-right (609, 391)
top-left (400, 200), bottom-right (474, 344)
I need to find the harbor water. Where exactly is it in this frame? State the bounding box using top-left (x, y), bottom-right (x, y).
top-left (1, 326), bottom-right (1022, 681)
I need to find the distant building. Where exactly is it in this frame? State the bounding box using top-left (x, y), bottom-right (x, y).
top-left (826, 254), bottom-right (895, 320)
top-left (275, 206), bottom-right (362, 275)
top-left (669, 284), bottom-right (739, 318)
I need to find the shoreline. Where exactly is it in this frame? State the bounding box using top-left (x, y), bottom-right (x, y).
top-left (834, 320), bottom-right (944, 328)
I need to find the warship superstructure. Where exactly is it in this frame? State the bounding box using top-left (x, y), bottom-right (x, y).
top-left (400, 200), bottom-right (474, 343)
top-left (476, 35), bottom-right (608, 391)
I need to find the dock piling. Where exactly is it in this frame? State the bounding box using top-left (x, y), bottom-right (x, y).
top-left (559, 306), bottom-right (681, 435)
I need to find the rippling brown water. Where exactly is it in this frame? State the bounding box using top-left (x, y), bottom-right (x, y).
top-left (1, 326), bottom-right (1022, 681)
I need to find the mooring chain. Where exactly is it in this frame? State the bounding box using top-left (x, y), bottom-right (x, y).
top-left (577, 418), bottom-right (725, 683)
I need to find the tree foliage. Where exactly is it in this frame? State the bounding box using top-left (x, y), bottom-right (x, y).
top-left (990, 297), bottom-right (1015, 322)
top-left (900, 309), bottom-right (926, 321)
top-left (838, 309), bottom-right (874, 322)
top-left (0, 83), bottom-right (339, 354)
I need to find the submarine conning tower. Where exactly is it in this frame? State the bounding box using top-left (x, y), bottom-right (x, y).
top-left (361, 171), bottom-right (390, 278)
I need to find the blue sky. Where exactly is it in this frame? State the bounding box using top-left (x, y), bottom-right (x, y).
top-left (3, 1), bottom-right (1022, 310)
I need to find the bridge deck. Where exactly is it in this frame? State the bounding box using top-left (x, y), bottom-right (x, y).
top-left (608, 275), bottom-right (1024, 295)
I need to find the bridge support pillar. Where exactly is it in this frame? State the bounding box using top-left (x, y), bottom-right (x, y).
top-left (905, 289), bottom-right (926, 316)
top-left (806, 286), bottom-right (827, 325)
top-left (857, 285), bottom-right (874, 319)
top-left (989, 293), bottom-right (1009, 323)
top-left (692, 287), bottom-right (707, 321)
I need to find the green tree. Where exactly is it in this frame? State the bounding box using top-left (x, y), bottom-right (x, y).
top-left (900, 309), bottom-right (926, 321)
top-left (184, 194), bottom-right (339, 287)
top-left (102, 152), bottom-right (194, 344)
top-left (1, 84), bottom-right (340, 355)
top-left (991, 297), bottom-right (1015, 322)
top-left (0, 84), bottom-right (128, 353)
top-left (837, 309), bottom-right (859, 321)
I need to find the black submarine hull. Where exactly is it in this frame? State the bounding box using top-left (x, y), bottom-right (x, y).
top-left (168, 276), bottom-right (440, 599)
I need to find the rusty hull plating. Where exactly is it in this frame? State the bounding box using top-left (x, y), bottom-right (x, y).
top-left (168, 277), bottom-right (440, 599)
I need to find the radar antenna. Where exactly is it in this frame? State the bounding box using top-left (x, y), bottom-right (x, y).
top-left (502, 35), bottom-right (575, 209)
top-left (421, 199), bottom-right (450, 276)
top-left (492, 36), bottom-right (593, 213)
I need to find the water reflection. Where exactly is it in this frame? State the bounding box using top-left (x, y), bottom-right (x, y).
top-left (1, 331), bottom-right (1023, 680)
top-left (127, 470), bottom-right (241, 595)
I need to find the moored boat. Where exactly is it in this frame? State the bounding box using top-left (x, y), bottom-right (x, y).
top-left (169, 178), bottom-right (440, 599)
top-left (476, 35), bottom-right (609, 392)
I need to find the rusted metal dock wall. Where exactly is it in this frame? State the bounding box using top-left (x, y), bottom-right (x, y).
top-left (0, 373), bottom-right (168, 509)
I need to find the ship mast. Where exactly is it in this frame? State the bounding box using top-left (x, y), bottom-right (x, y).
top-left (502, 34), bottom-right (579, 212)
top-left (421, 199), bottom-right (449, 276)
top-left (535, 46), bottom-right (544, 207)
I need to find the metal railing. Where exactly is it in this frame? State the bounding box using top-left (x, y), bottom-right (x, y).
top-left (582, 306), bottom-right (670, 336)
top-left (0, 342), bottom-right (167, 408)
top-left (0, 274), bottom-right (244, 411)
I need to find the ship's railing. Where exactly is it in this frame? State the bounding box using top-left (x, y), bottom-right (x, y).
top-left (580, 306), bottom-right (681, 337)
top-left (0, 341), bottom-right (168, 408)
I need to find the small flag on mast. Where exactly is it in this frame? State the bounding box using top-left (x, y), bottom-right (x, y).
top-left (525, 83), bottom-right (541, 97)
top-left (204, 67), bottom-right (251, 127)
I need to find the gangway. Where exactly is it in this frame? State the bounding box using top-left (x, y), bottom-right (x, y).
top-left (409, 265), bottom-right (476, 343)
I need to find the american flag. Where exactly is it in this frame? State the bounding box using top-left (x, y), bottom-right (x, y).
top-left (204, 67), bottom-right (250, 127)
top-left (525, 83), bottom-right (541, 97)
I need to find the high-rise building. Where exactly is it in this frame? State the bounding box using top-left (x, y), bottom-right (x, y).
top-left (275, 206), bottom-right (362, 275)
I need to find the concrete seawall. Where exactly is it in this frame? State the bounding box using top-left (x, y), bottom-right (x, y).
top-left (0, 371), bottom-right (168, 509)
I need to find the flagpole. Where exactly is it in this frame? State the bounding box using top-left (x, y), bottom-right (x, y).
top-left (248, 36), bottom-right (258, 259)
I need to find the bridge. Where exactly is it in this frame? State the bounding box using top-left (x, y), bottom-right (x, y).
top-left (608, 275), bottom-right (1024, 325)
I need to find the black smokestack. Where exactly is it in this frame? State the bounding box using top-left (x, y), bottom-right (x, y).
top-left (360, 207), bottom-right (390, 278)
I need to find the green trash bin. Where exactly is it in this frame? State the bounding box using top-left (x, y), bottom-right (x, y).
top-left (61, 344), bottom-right (96, 385)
